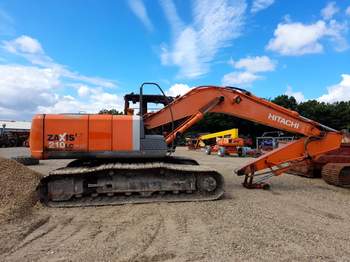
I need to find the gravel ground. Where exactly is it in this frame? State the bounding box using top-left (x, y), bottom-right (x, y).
top-left (0, 147), bottom-right (349, 262)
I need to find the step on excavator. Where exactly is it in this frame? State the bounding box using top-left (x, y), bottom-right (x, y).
top-left (30, 83), bottom-right (349, 207)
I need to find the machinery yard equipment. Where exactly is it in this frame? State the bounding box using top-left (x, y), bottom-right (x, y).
top-left (256, 131), bottom-right (294, 153)
top-left (186, 128), bottom-right (255, 157)
top-left (205, 137), bottom-right (253, 157)
top-left (0, 126), bottom-right (29, 147)
top-left (185, 128), bottom-right (239, 150)
top-left (186, 128), bottom-right (239, 150)
top-left (30, 84), bottom-right (349, 207)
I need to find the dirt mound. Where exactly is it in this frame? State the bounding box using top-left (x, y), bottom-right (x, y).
top-left (0, 157), bottom-right (42, 223)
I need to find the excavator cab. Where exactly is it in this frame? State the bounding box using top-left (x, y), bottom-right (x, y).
top-left (123, 93), bottom-right (173, 115)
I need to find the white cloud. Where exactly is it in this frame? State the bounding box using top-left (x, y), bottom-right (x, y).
top-left (326, 20), bottom-right (349, 51)
top-left (274, 75), bottom-right (350, 104)
top-left (222, 71), bottom-right (261, 86)
top-left (251, 0), bottom-right (274, 13)
top-left (160, 0), bottom-right (247, 79)
top-left (162, 27), bottom-right (201, 78)
top-left (0, 36), bottom-right (120, 119)
top-left (266, 19), bottom-right (348, 55)
top-left (77, 85), bottom-right (91, 97)
top-left (2, 35), bottom-right (117, 88)
top-left (128, 0), bottom-right (154, 32)
top-left (0, 106), bottom-right (19, 119)
top-left (0, 65), bottom-right (60, 119)
top-left (159, 0), bottom-right (183, 34)
top-left (3, 35), bottom-right (57, 68)
top-left (346, 6), bottom-right (350, 16)
top-left (267, 4), bottom-right (349, 56)
top-left (61, 69), bottom-right (116, 88)
top-left (285, 86), bottom-right (305, 103)
top-left (166, 83), bottom-right (192, 97)
top-left (318, 74), bottom-right (350, 103)
top-left (0, 64), bottom-right (123, 119)
top-left (38, 90), bottom-right (123, 114)
top-left (222, 55), bottom-right (275, 86)
top-left (233, 55), bottom-right (276, 73)
top-left (321, 2), bottom-right (339, 20)
top-left (266, 21), bottom-right (327, 55)
top-left (3, 35), bottom-right (43, 54)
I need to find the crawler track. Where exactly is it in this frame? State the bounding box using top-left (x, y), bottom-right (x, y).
top-left (38, 157), bottom-right (225, 207)
top-left (322, 163), bottom-right (350, 187)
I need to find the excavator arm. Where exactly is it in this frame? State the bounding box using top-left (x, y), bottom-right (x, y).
top-left (144, 86), bottom-right (343, 188)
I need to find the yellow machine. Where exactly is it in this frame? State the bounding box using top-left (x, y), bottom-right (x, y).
top-left (186, 128), bottom-right (239, 149)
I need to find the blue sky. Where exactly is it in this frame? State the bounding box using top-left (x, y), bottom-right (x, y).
top-left (0, 0), bottom-right (349, 120)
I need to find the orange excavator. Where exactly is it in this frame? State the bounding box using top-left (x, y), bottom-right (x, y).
top-left (30, 83), bottom-right (349, 207)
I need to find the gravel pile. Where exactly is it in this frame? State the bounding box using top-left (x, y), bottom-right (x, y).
top-left (0, 157), bottom-right (42, 223)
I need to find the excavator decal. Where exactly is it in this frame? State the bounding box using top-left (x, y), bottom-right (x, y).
top-left (47, 133), bottom-right (76, 142)
top-left (47, 133), bottom-right (76, 149)
top-left (267, 113), bottom-right (300, 129)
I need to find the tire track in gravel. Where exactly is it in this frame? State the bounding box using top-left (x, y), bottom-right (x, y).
top-left (128, 207), bottom-right (164, 262)
top-left (93, 204), bottom-right (165, 262)
top-left (11, 204), bottom-right (167, 262)
top-left (4, 205), bottom-right (142, 261)
top-left (135, 202), bottom-right (219, 262)
top-left (6, 216), bottom-right (75, 260)
top-left (0, 214), bottom-right (50, 256)
top-left (19, 215), bottom-right (51, 239)
top-left (104, 205), bottom-right (155, 242)
top-left (74, 205), bottom-right (156, 261)
top-left (151, 204), bottom-right (192, 257)
top-left (114, 203), bottom-right (182, 262)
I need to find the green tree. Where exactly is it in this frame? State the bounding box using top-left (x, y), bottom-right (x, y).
top-left (271, 95), bottom-right (298, 111)
top-left (99, 109), bottom-right (124, 115)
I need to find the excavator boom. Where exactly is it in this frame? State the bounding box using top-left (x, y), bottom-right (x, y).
top-left (145, 86), bottom-right (332, 136)
top-left (144, 86), bottom-right (343, 187)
